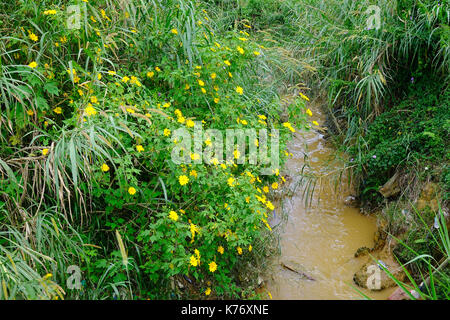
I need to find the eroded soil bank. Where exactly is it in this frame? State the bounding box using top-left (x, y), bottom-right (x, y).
top-left (265, 101), bottom-right (395, 300)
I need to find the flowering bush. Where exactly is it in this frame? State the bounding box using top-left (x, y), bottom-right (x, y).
top-left (0, 0), bottom-right (309, 299)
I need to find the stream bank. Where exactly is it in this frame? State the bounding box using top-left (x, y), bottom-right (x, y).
top-left (265, 99), bottom-right (396, 300)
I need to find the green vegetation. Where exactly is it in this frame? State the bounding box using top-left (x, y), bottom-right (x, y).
top-left (1, 0), bottom-right (448, 300)
top-left (208, 0), bottom-right (449, 300)
top-left (0, 0), bottom-right (309, 299)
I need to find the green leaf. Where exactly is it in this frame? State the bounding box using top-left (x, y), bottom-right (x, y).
top-left (35, 96), bottom-right (49, 110)
top-left (44, 82), bottom-right (60, 96)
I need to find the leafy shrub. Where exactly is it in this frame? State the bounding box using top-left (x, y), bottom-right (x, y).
top-left (348, 79), bottom-right (449, 204)
top-left (0, 0), bottom-right (308, 299)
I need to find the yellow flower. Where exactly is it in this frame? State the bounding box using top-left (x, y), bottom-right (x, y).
top-left (233, 150), bottom-right (240, 159)
top-left (190, 170), bottom-right (198, 177)
top-left (241, 119), bottom-right (247, 125)
top-left (217, 246), bottom-right (224, 254)
top-left (191, 224), bottom-right (200, 242)
top-left (42, 148), bottom-right (49, 156)
top-left (266, 201), bottom-right (275, 211)
top-left (28, 61), bottom-right (38, 69)
top-left (155, 67), bottom-right (161, 72)
top-left (208, 261), bottom-right (217, 273)
top-left (136, 145), bottom-right (144, 152)
top-left (171, 28), bottom-right (178, 35)
top-left (306, 108), bottom-right (313, 116)
top-left (84, 106), bottom-right (96, 117)
top-left (263, 186), bottom-right (269, 193)
top-left (27, 109), bottom-right (34, 116)
top-left (190, 255), bottom-right (198, 267)
top-left (128, 187), bottom-right (136, 195)
top-left (214, 97), bottom-right (220, 104)
top-left (253, 51), bottom-right (261, 56)
top-left (299, 92), bottom-right (310, 101)
top-left (205, 287), bottom-right (211, 296)
top-left (90, 96), bottom-right (98, 104)
top-left (235, 86), bottom-right (243, 95)
top-left (239, 37), bottom-right (248, 41)
top-left (163, 128), bottom-right (171, 137)
top-left (168, 210), bottom-right (179, 221)
top-left (53, 107), bottom-right (62, 114)
top-left (179, 175), bottom-right (189, 185)
top-left (282, 122), bottom-right (296, 133)
top-left (186, 119), bottom-right (195, 128)
top-left (248, 245), bottom-right (252, 252)
top-left (29, 33), bottom-right (38, 42)
top-left (122, 76), bottom-right (130, 83)
top-left (237, 46), bottom-right (244, 54)
top-left (272, 182), bottom-right (279, 190)
top-left (224, 60), bottom-right (231, 66)
top-left (147, 71), bottom-right (154, 78)
top-left (101, 163), bottom-right (110, 172)
top-left (227, 177), bottom-right (235, 187)
top-left (198, 79), bottom-right (205, 86)
top-left (312, 121), bottom-right (319, 126)
top-left (163, 102), bottom-right (171, 108)
top-left (210, 73), bottom-right (216, 79)
top-left (108, 70), bottom-right (116, 75)
top-left (43, 9), bottom-right (57, 15)
top-left (190, 153), bottom-right (200, 160)
top-left (43, 273), bottom-right (52, 280)
top-left (201, 88), bottom-right (206, 94)
top-left (237, 247), bottom-right (243, 255)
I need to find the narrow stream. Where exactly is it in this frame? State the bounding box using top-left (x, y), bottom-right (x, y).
top-left (266, 102), bottom-right (395, 300)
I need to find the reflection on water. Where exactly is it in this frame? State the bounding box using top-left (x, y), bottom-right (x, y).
top-left (266, 103), bottom-right (395, 300)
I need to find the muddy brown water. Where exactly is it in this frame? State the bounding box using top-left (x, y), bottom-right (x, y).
top-left (265, 103), bottom-right (395, 300)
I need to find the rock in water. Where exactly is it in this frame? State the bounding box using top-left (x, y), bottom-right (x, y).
top-left (354, 246), bottom-right (371, 258)
top-left (344, 195), bottom-right (359, 207)
top-left (353, 244), bottom-right (405, 291)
